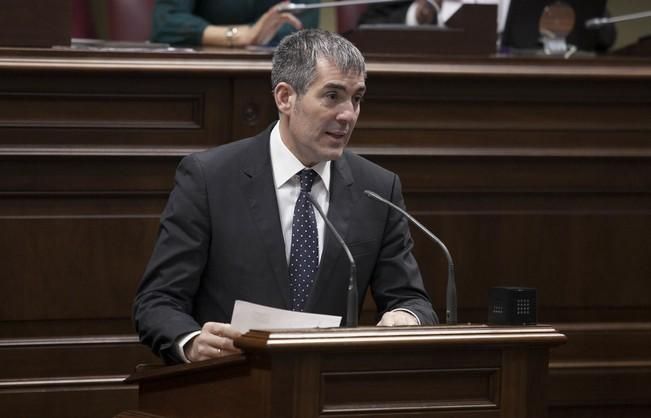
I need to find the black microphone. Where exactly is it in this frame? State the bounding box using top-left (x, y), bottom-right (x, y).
top-left (364, 190), bottom-right (457, 325)
top-left (306, 194), bottom-right (358, 327)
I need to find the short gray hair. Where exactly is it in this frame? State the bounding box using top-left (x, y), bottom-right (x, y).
top-left (271, 29), bottom-right (366, 95)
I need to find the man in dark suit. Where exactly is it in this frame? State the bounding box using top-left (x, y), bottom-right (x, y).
top-left (133, 29), bottom-right (437, 365)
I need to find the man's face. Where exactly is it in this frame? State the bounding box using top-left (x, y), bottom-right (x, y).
top-left (278, 58), bottom-right (366, 167)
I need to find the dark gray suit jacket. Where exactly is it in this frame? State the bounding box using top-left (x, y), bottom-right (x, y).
top-left (134, 125), bottom-right (437, 363)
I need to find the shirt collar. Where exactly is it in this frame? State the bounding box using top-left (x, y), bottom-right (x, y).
top-left (270, 121), bottom-right (331, 191)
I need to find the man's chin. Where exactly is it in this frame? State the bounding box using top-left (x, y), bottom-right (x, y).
top-left (321, 147), bottom-right (345, 161)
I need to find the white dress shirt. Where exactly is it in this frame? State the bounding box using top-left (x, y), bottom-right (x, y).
top-left (406, 0), bottom-right (511, 33)
top-left (269, 122), bottom-right (330, 263)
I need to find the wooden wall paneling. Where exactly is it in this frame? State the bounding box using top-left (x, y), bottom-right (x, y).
top-left (0, 337), bottom-right (159, 417)
top-left (231, 77), bottom-right (278, 140)
top-left (0, 155), bottom-right (178, 327)
top-left (358, 63), bottom-right (651, 323)
top-left (0, 154), bottom-right (166, 417)
top-left (0, 51), bottom-right (266, 418)
top-left (0, 379), bottom-right (137, 418)
top-left (1, 49), bottom-right (650, 417)
top-left (355, 67), bottom-right (651, 153)
top-left (361, 154), bottom-right (651, 324)
top-left (548, 322), bottom-right (651, 417)
top-left (353, 61), bottom-right (651, 417)
top-left (0, 50), bottom-right (267, 417)
top-left (0, 337), bottom-right (157, 379)
top-left (0, 63), bottom-right (234, 151)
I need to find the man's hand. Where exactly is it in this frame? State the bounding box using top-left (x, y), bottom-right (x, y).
top-left (184, 322), bottom-right (242, 362)
top-left (377, 310), bottom-right (420, 326)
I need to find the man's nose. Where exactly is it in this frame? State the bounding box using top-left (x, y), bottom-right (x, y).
top-left (336, 102), bottom-right (357, 123)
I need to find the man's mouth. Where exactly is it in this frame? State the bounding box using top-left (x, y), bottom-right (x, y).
top-left (326, 130), bottom-right (347, 140)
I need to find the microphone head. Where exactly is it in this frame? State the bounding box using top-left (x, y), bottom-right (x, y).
top-left (585, 17), bottom-right (607, 29)
top-left (364, 189), bottom-right (380, 200)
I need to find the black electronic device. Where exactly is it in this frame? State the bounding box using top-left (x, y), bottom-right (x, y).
top-left (488, 286), bottom-right (537, 325)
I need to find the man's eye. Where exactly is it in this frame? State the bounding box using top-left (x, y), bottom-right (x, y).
top-left (326, 92), bottom-right (338, 101)
top-left (354, 95), bottom-right (364, 104)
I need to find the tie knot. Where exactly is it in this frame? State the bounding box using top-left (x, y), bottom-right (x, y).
top-left (298, 169), bottom-right (318, 192)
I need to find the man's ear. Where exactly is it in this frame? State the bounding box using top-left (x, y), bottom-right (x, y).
top-left (274, 82), bottom-right (295, 115)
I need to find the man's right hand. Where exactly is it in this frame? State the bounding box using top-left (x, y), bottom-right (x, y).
top-left (184, 322), bottom-right (242, 362)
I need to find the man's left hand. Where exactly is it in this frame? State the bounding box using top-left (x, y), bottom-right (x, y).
top-left (377, 310), bottom-right (419, 326)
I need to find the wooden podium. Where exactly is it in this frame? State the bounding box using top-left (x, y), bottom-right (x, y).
top-left (118, 325), bottom-right (565, 418)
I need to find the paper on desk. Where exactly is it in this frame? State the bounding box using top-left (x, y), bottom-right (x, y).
top-left (230, 300), bottom-right (342, 333)
top-left (439, 0), bottom-right (498, 24)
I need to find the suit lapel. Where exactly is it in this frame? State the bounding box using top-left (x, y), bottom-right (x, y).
top-left (306, 154), bottom-right (355, 311)
top-left (240, 130), bottom-right (291, 307)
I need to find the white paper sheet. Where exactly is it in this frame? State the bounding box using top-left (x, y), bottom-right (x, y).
top-left (230, 300), bottom-right (342, 333)
top-left (439, 0), bottom-right (498, 25)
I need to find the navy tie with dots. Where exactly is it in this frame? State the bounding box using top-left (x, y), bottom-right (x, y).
top-left (288, 169), bottom-right (319, 312)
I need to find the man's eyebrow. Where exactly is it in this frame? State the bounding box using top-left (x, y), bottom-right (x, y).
top-left (321, 82), bottom-right (367, 93)
top-left (322, 82), bottom-right (347, 91)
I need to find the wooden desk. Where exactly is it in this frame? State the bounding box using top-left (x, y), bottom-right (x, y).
top-left (1, 47), bottom-right (650, 418)
top-left (120, 326), bottom-right (566, 418)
